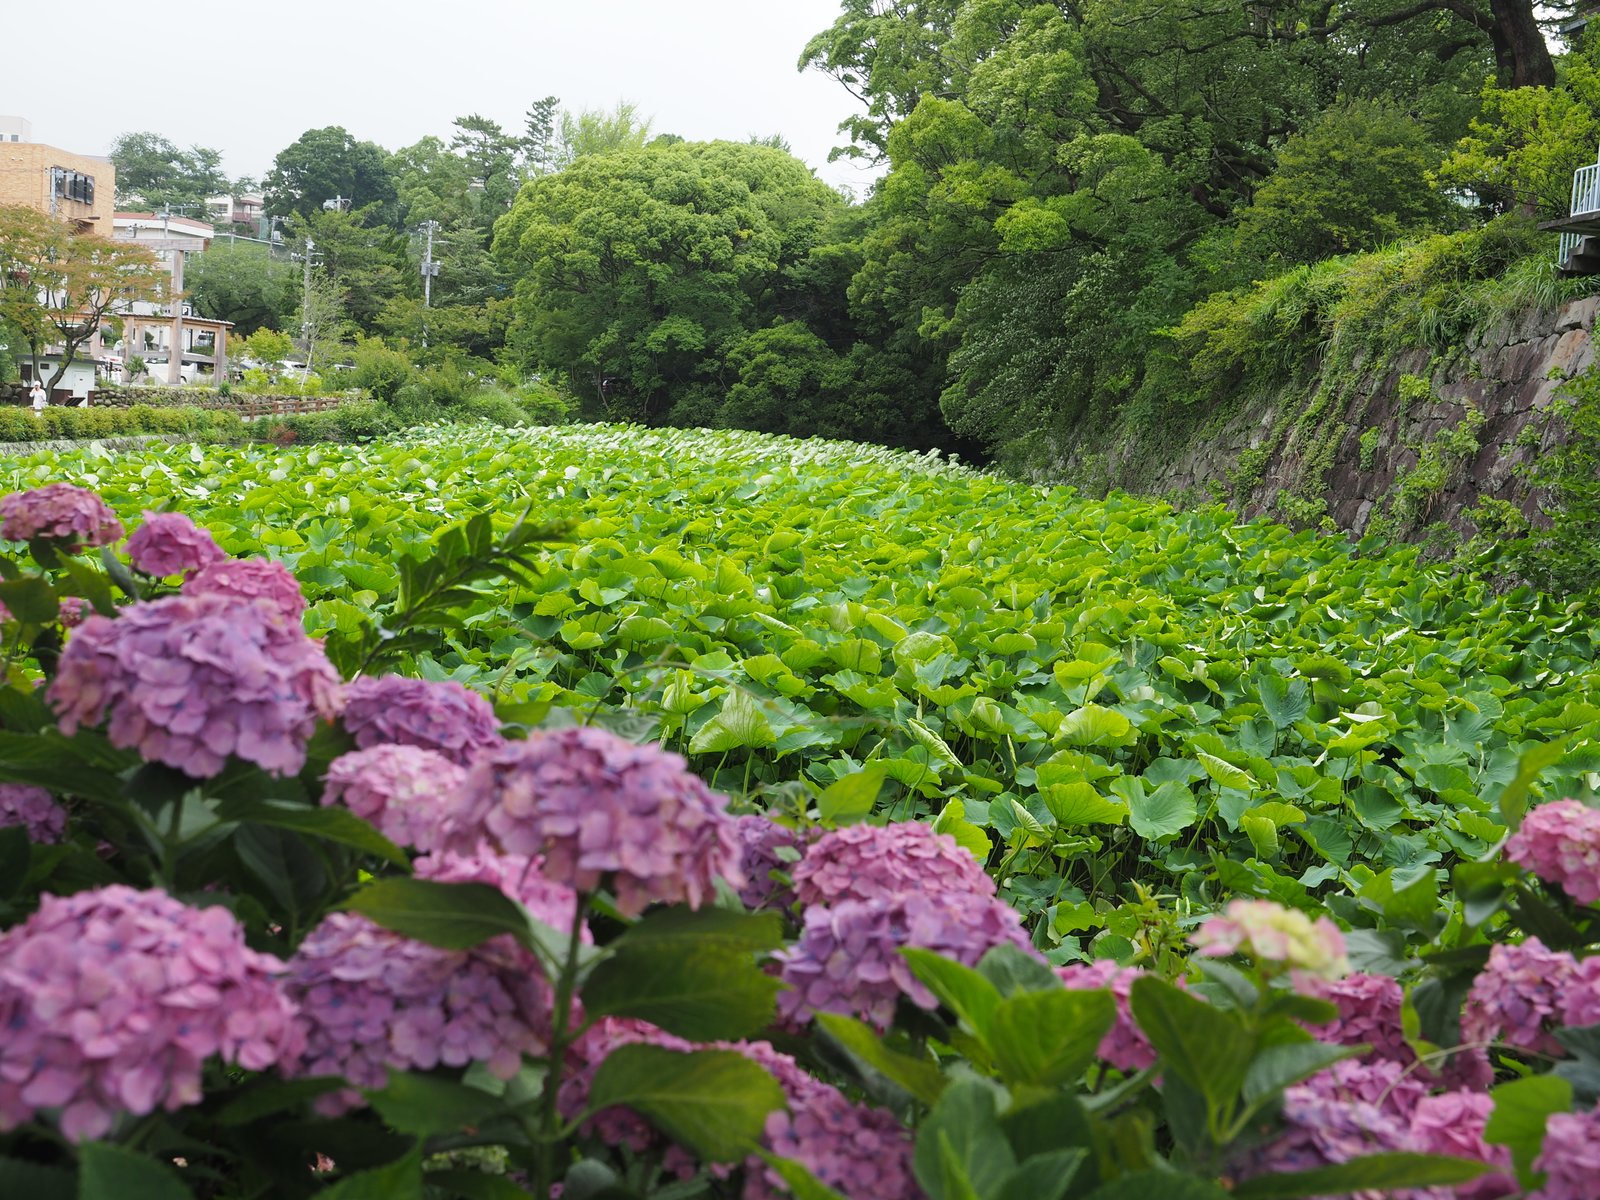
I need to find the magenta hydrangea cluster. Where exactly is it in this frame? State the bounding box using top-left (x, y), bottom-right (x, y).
top-left (1409, 1092), bottom-right (1514, 1200)
top-left (322, 744), bottom-right (467, 852)
top-left (777, 890), bottom-right (1032, 1029)
top-left (340, 674), bottom-right (503, 766)
top-left (49, 591), bottom-right (343, 778)
top-left (58, 597), bottom-right (90, 628)
top-left (791, 821), bottom-right (993, 908)
top-left (124, 511), bottom-right (226, 578)
top-left (0, 886), bottom-right (301, 1142)
top-left (732, 814), bottom-right (807, 909)
top-left (1460, 938), bottom-right (1580, 1057)
top-left (1505, 799), bottom-right (1600, 906)
top-left (1056, 960), bottom-right (1155, 1072)
top-left (0, 783), bottom-right (66, 843)
top-left (0, 483), bottom-right (124, 549)
top-left (1533, 1110), bottom-right (1600, 1200)
top-left (453, 727), bottom-right (743, 915)
top-left (182, 557), bottom-right (307, 621)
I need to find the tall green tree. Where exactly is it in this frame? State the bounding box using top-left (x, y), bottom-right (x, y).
top-left (264, 127), bottom-right (397, 221)
top-left (184, 241), bottom-right (296, 336)
top-left (495, 140), bottom-right (840, 421)
top-left (109, 132), bottom-right (230, 209)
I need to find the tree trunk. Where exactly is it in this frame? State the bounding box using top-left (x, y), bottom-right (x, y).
top-left (1488, 0), bottom-right (1555, 88)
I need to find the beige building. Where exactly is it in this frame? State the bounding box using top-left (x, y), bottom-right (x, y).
top-left (0, 137), bottom-right (116, 233)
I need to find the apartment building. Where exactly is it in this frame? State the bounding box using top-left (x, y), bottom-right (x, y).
top-left (0, 120), bottom-right (116, 233)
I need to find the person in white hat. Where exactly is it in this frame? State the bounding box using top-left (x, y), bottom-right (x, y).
top-left (28, 381), bottom-right (46, 416)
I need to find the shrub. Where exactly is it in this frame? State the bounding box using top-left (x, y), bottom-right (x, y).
top-left (350, 338), bottom-right (416, 402)
top-left (458, 387), bottom-right (531, 427)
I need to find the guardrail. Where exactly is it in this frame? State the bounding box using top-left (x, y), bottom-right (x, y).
top-left (1560, 161), bottom-right (1600, 265)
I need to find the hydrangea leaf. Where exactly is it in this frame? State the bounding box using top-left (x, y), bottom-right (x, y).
top-left (78, 1142), bottom-right (195, 1200)
top-left (583, 941), bottom-right (780, 1039)
top-left (586, 1046), bottom-right (783, 1163)
top-left (1229, 1153), bottom-right (1489, 1199)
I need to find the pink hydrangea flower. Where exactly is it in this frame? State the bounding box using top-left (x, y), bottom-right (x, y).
top-left (0, 886), bottom-right (301, 1142)
top-left (1192, 899), bottom-right (1349, 979)
top-left (285, 846), bottom-right (583, 1114)
top-left (1560, 954), bottom-right (1600, 1029)
top-left (341, 675), bottom-right (503, 766)
top-left (1461, 938), bottom-right (1580, 1057)
top-left (1408, 1091), bottom-right (1516, 1200)
top-left (48, 592), bottom-right (343, 779)
top-left (0, 784), bottom-right (66, 843)
top-left (454, 728), bottom-right (743, 916)
top-left (1533, 1110), bottom-right (1600, 1200)
top-left (732, 814), bottom-right (807, 909)
top-left (792, 822), bottom-right (993, 908)
top-left (1297, 972), bottom-right (1413, 1064)
top-left (322, 744), bottom-right (467, 852)
top-left (0, 484), bottom-right (123, 549)
top-left (57, 597), bottom-right (90, 628)
top-left (124, 511), bottom-right (226, 578)
top-left (560, 1021), bottom-right (919, 1199)
top-left (1505, 800), bottom-right (1600, 906)
top-left (183, 557), bottom-right (306, 622)
top-left (777, 891), bottom-right (1033, 1029)
top-left (1056, 960), bottom-right (1155, 1072)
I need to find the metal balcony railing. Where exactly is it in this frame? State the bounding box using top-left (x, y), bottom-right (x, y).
top-left (1560, 160), bottom-right (1600, 266)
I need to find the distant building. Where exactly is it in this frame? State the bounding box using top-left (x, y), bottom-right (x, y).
top-left (205, 191), bottom-right (265, 232)
top-left (112, 213), bottom-right (232, 386)
top-left (0, 126), bottom-right (115, 233)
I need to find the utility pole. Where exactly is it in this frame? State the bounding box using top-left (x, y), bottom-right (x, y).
top-left (420, 220), bottom-right (440, 308)
top-left (297, 236), bottom-right (320, 392)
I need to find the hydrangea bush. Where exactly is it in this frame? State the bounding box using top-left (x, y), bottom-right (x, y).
top-left (0, 481), bottom-right (1596, 1199)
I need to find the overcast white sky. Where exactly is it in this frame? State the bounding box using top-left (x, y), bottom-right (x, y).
top-left (1, 0), bottom-right (884, 196)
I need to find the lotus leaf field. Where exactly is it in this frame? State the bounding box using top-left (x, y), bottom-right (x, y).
top-left (2, 423), bottom-right (1599, 1199)
top-left (11, 426), bottom-right (1597, 944)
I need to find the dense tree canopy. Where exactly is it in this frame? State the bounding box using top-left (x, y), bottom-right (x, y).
top-left (109, 132), bottom-right (231, 209)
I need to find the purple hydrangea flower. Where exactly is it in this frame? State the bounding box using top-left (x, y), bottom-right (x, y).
top-left (1461, 938), bottom-right (1579, 1057)
top-left (0, 886), bottom-right (301, 1142)
top-left (0, 484), bottom-right (123, 549)
top-left (733, 814), bottom-right (807, 909)
top-left (792, 821), bottom-right (993, 908)
top-left (182, 557), bottom-right (307, 622)
top-left (322, 744), bottom-right (467, 852)
top-left (454, 728), bottom-right (743, 916)
top-left (0, 784), bottom-right (66, 843)
top-left (1056, 960), bottom-right (1155, 1072)
top-left (58, 597), bottom-right (90, 628)
top-left (285, 913), bottom-right (559, 1115)
top-left (1505, 799), bottom-right (1600, 906)
top-left (285, 847), bottom-right (582, 1114)
top-left (777, 891), bottom-right (1033, 1029)
top-left (1533, 1110), bottom-right (1600, 1200)
top-left (1297, 972), bottom-right (1414, 1064)
top-left (341, 675), bottom-right (503, 766)
top-left (124, 511), bottom-right (226, 578)
top-left (1408, 1091), bottom-right (1516, 1200)
top-left (48, 592), bottom-right (343, 779)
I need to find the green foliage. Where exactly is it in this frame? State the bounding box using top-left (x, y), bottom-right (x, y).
top-left (1502, 363), bottom-right (1600, 593)
top-left (264, 126), bottom-right (397, 221)
top-left (1358, 426), bottom-right (1383, 471)
top-left (1233, 100), bottom-right (1450, 267)
top-left (350, 337), bottom-right (416, 402)
top-left (0, 404), bottom-right (243, 444)
top-left (185, 242), bottom-right (296, 337)
top-left (108, 130), bottom-right (230, 210)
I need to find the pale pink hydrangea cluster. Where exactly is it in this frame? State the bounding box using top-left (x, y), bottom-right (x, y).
top-left (124, 511), bottom-right (226, 578)
top-left (1460, 938), bottom-right (1580, 1057)
top-left (322, 744), bottom-right (467, 852)
top-left (1409, 1092), bottom-right (1515, 1200)
top-left (792, 822), bottom-right (993, 908)
top-left (453, 728), bottom-right (743, 915)
top-left (732, 814), bottom-right (806, 910)
top-left (560, 1020), bottom-right (920, 1200)
top-left (1533, 1110), bottom-right (1600, 1200)
top-left (1056, 960), bottom-right (1155, 1072)
top-left (0, 483), bottom-right (123, 549)
top-left (1192, 898), bottom-right (1349, 979)
top-left (182, 557), bottom-right (307, 622)
top-left (0, 783), bottom-right (66, 843)
top-left (49, 592), bottom-right (342, 778)
top-left (341, 675), bottom-right (503, 766)
top-left (777, 890), bottom-right (1032, 1029)
top-left (1297, 972), bottom-right (1413, 1064)
top-left (0, 886), bottom-right (301, 1141)
top-left (1505, 800), bottom-right (1600, 906)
